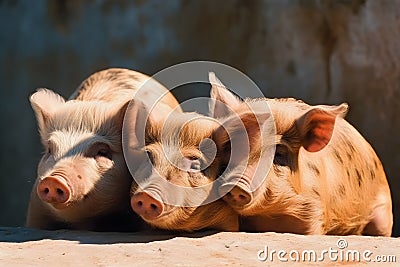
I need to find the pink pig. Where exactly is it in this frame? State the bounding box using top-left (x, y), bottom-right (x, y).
top-left (27, 68), bottom-right (180, 231)
top-left (209, 73), bottom-right (393, 236)
top-left (126, 102), bottom-right (239, 232)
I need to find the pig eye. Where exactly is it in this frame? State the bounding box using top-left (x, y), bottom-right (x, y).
top-left (189, 159), bottom-right (201, 172)
top-left (187, 155), bottom-right (199, 161)
top-left (185, 156), bottom-right (202, 172)
top-left (96, 149), bottom-right (112, 160)
top-left (89, 143), bottom-right (112, 160)
top-left (274, 144), bottom-right (290, 166)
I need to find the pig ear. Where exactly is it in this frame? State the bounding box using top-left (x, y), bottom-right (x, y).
top-left (123, 99), bottom-right (174, 147)
top-left (296, 103), bottom-right (349, 152)
top-left (123, 99), bottom-right (150, 149)
top-left (213, 111), bottom-right (270, 164)
top-left (30, 88), bottom-right (65, 137)
top-left (113, 101), bottom-right (130, 130)
top-left (208, 72), bottom-right (242, 118)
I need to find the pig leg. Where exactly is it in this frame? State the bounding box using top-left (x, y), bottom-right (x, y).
top-left (26, 191), bottom-right (67, 230)
top-left (362, 191), bottom-right (393, 237)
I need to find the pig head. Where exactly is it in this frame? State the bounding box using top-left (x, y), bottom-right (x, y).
top-left (27, 89), bottom-right (139, 230)
top-left (209, 73), bottom-right (393, 236)
top-left (125, 101), bottom-right (239, 232)
top-left (27, 68), bottom-right (181, 231)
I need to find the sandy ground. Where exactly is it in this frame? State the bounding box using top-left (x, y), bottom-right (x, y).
top-left (0, 227), bottom-right (399, 266)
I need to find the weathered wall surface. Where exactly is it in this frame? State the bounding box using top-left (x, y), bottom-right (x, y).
top-left (0, 0), bottom-right (399, 235)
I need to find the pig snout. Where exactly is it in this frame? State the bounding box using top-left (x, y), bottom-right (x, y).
top-left (131, 192), bottom-right (164, 220)
top-left (218, 173), bottom-right (254, 208)
top-left (219, 184), bottom-right (252, 207)
top-left (37, 176), bottom-right (71, 207)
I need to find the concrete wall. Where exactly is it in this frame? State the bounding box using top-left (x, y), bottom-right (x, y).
top-left (0, 0), bottom-right (398, 236)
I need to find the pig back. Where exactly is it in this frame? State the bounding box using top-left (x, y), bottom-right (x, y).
top-left (299, 117), bottom-right (390, 234)
top-left (70, 68), bottom-right (181, 111)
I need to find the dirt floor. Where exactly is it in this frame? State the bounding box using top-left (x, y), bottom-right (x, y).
top-left (0, 227), bottom-right (399, 266)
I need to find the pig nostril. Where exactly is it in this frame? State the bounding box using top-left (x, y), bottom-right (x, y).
top-left (56, 188), bottom-right (64, 196)
top-left (44, 188), bottom-right (49, 194)
top-left (137, 201), bottom-right (143, 207)
top-left (150, 203), bottom-right (158, 210)
top-left (239, 194), bottom-right (246, 200)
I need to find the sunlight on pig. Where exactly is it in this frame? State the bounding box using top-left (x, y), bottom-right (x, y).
top-left (209, 72), bottom-right (393, 236)
top-left (27, 68), bottom-right (180, 231)
top-left (125, 100), bottom-right (239, 232)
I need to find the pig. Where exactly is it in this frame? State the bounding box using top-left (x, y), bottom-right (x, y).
top-left (27, 68), bottom-right (181, 231)
top-left (126, 101), bottom-right (239, 232)
top-left (209, 72), bottom-right (393, 236)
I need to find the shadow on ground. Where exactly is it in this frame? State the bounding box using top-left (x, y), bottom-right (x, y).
top-left (0, 227), bottom-right (219, 244)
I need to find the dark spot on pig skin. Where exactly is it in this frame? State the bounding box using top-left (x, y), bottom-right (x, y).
top-left (77, 175), bottom-right (82, 179)
top-left (307, 163), bottom-right (320, 176)
top-left (373, 159), bottom-right (378, 169)
top-left (106, 70), bottom-right (141, 83)
top-left (346, 151), bottom-right (353, 161)
top-left (312, 187), bottom-right (320, 196)
top-left (116, 82), bottom-right (134, 90)
top-left (338, 184), bottom-right (346, 196)
top-left (333, 149), bottom-right (343, 164)
top-left (370, 170), bottom-right (375, 180)
top-left (128, 74), bottom-right (141, 82)
top-left (356, 170), bottom-right (362, 186)
top-left (347, 141), bottom-right (356, 153)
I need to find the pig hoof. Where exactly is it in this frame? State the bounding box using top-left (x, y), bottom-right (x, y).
top-left (37, 176), bottom-right (71, 207)
top-left (220, 185), bottom-right (252, 207)
top-left (131, 192), bottom-right (163, 220)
